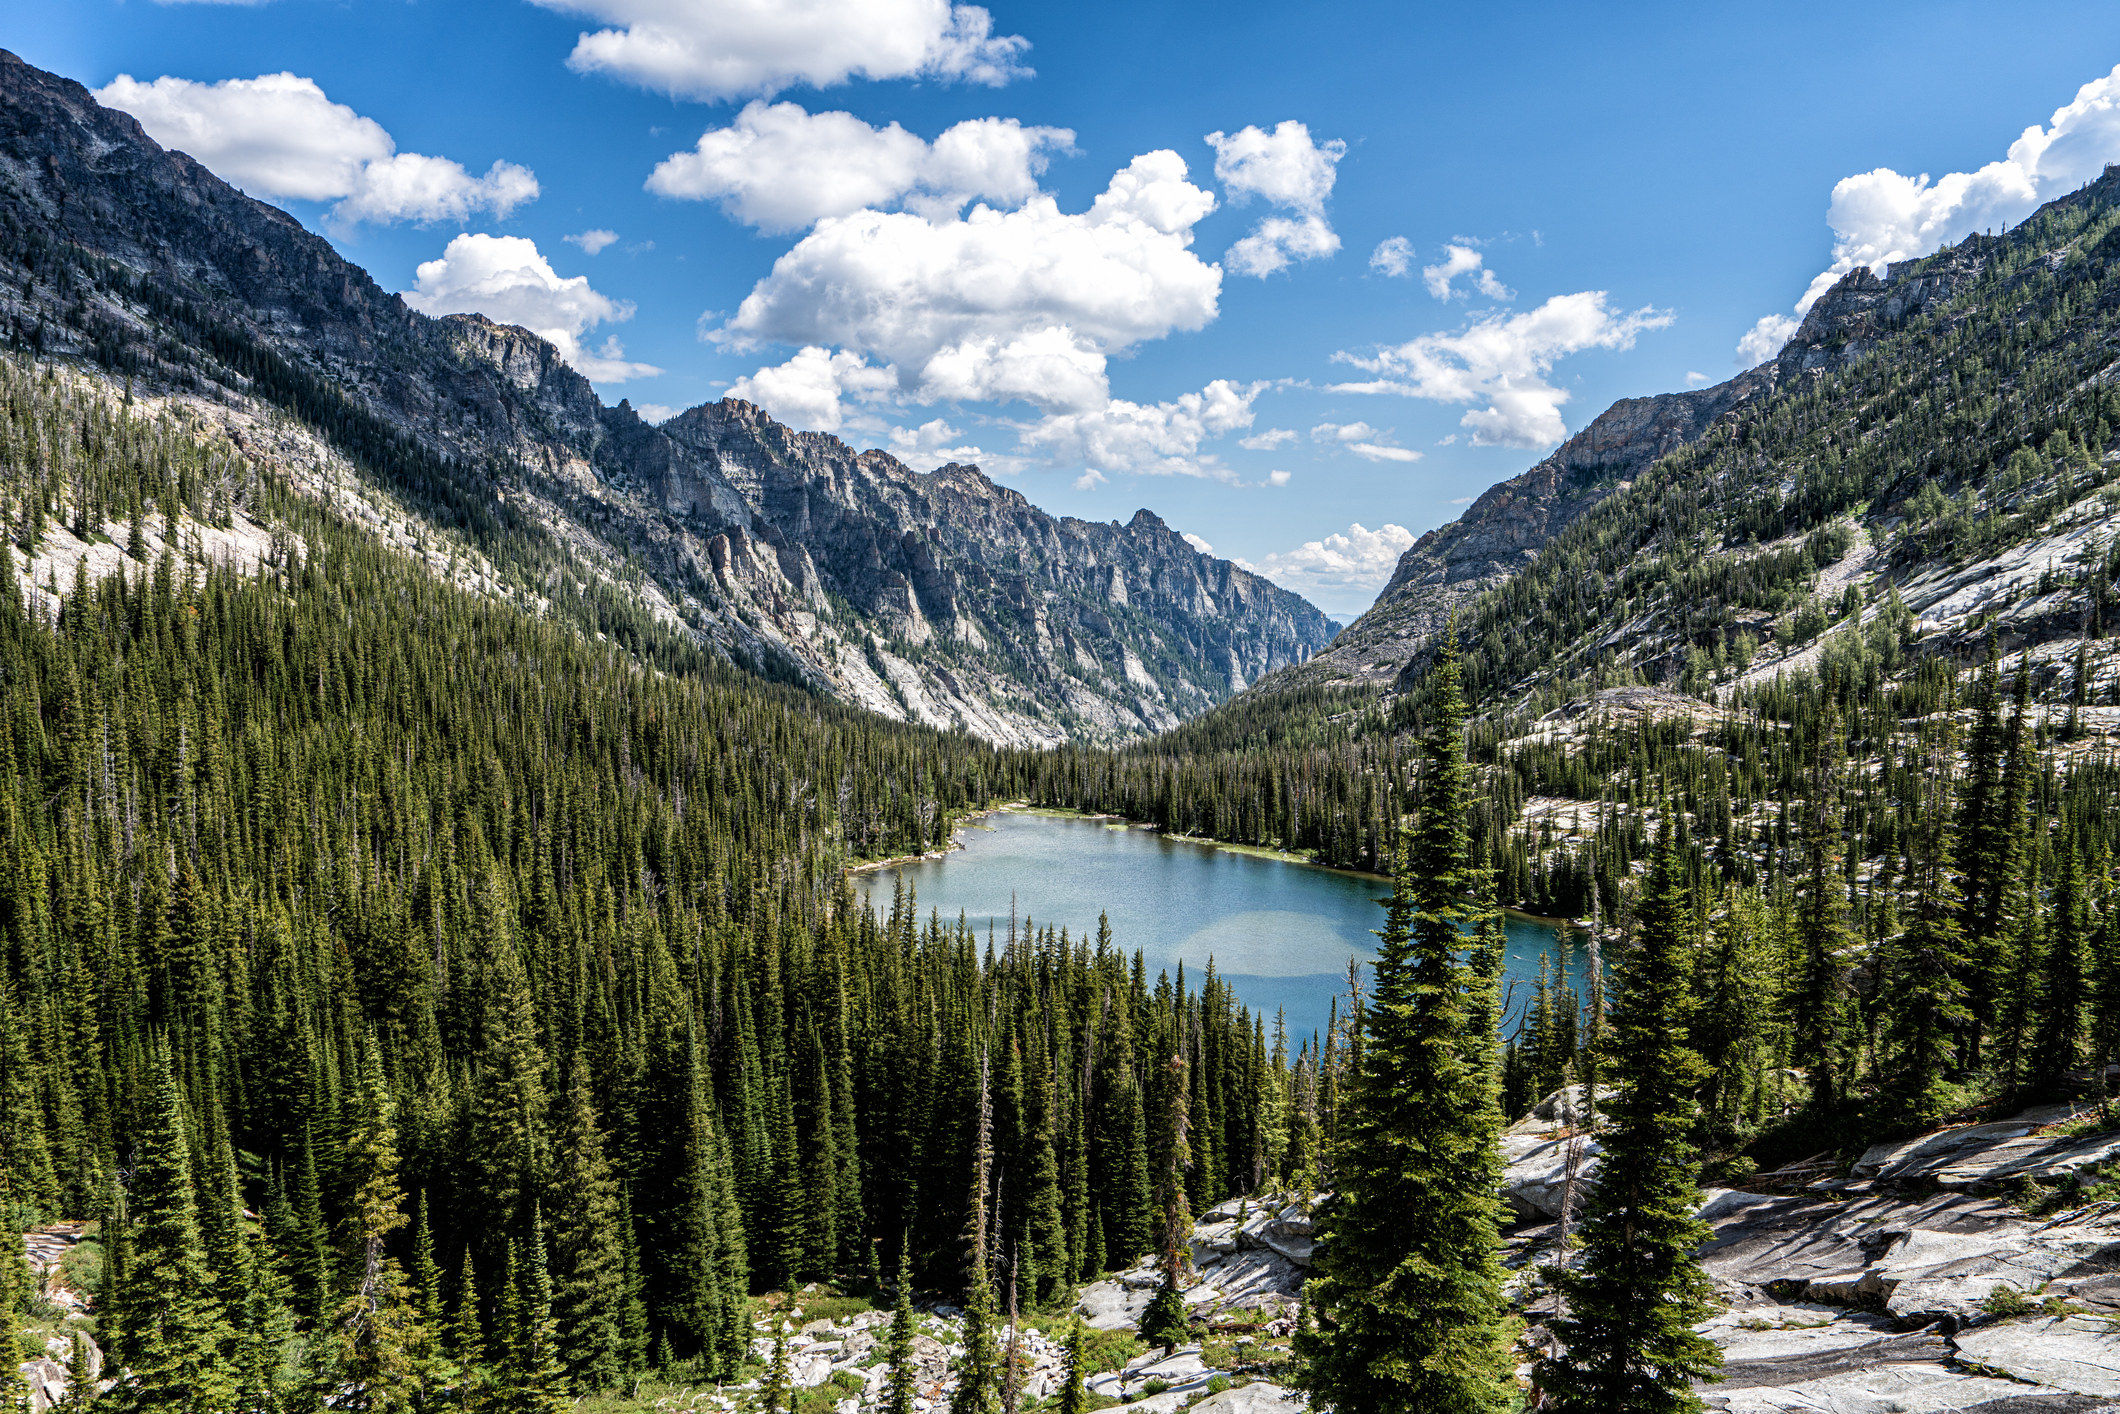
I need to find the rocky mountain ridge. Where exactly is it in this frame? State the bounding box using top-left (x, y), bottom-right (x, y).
top-left (1299, 231), bottom-right (2005, 690)
top-left (0, 49), bottom-right (1333, 746)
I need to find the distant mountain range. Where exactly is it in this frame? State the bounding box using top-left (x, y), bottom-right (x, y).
top-left (0, 49), bottom-right (1335, 747)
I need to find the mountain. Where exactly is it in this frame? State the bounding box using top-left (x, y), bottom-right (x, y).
top-left (1304, 235), bottom-right (1997, 688)
top-left (1038, 164), bottom-right (2120, 876)
top-left (0, 49), bottom-right (1334, 746)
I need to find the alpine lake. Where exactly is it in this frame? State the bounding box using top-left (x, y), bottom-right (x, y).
top-left (855, 807), bottom-right (1586, 1043)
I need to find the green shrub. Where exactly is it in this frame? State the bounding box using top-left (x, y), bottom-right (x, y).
top-left (1982, 1283), bottom-right (2037, 1318)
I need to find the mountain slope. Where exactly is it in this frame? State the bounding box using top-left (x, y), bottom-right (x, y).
top-left (1306, 238), bottom-right (1996, 688)
top-left (0, 49), bottom-right (1333, 746)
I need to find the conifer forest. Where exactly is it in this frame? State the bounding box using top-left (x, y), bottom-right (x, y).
top-left (11, 36), bottom-right (2120, 1414)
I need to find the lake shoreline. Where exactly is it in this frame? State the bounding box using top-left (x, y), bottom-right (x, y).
top-left (851, 802), bottom-right (1585, 934)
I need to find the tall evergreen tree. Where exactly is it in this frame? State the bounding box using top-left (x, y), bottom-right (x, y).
top-left (1535, 826), bottom-right (1721, 1414)
top-left (949, 1056), bottom-right (1000, 1414)
top-left (2031, 829), bottom-right (2090, 1096)
top-left (328, 1038), bottom-right (423, 1411)
top-left (113, 1042), bottom-right (237, 1414)
top-left (1139, 1052), bottom-right (1192, 1355)
top-left (1297, 629), bottom-right (1517, 1414)
top-left (1880, 772), bottom-right (1973, 1130)
top-left (886, 1240), bottom-right (917, 1414)
top-left (505, 1206), bottom-right (567, 1414)
top-left (548, 1062), bottom-right (626, 1391)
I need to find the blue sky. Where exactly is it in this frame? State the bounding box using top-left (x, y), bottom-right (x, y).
top-left (14, 1), bottom-right (2120, 619)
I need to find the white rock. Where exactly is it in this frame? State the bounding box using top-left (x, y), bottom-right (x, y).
top-left (1954, 1313), bottom-right (2120, 1395)
top-left (1189, 1384), bottom-right (1307, 1413)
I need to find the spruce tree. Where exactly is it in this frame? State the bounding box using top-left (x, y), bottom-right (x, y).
top-left (1297, 629), bottom-right (1516, 1414)
top-left (886, 1240), bottom-right (917, 1414)
top-left (1022, 1056), bottom-right (1068, 1307)
top-left (949, 1056), bottom-right (1000, 1414)
top-left (1139, 1053), bottom-right (1191, 1355)
top-left (761, 1323), bottom-right (791, 1414)
top-left (1055, 1319), bottom-right (1090, 1414)
top-left (1880, 779), bottom-right (1973, 1130)
top-left (2031, 829), bottom-right (2090, 1096)
top-left (507, 1206), bottom-right (568, 1414)
top-left (1788, 714), bottom-right (1854, 1120)
top-left (451, 1249), bottom-right (488, 1381)
top-left (0, 1202), bottom-right (26, 1414)
top-left (1535, 825), bottom-right (1721, 1413)
top-left (328, 1038), bottom-right (424, 1411)
top-left (114, 1042), bottom-right (237, 1413)
top-left (549, 1062), bottom-right (626, 1391)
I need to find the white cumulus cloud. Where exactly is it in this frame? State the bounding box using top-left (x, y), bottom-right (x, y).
top-left (717, 150), bottom-right (1220, 413)
top-left (1267, 469), bottom-right (1291, 486)
top-left (886, 418), bottom-right (991, 468)
top-left (1736, 314), bottom-right (1801, 366)
top-left (729, 345), bottom-right (896, 431)
top-left (528, 0), bottom-right (1030, 101)
top-left (1739, 62), bottom-right (2120, 364)
top-left (1240, 521), bottom-right (1416, 609)
top-left (1370, 236), bottom-right (1414, 277)
top-left (1018, 379), bottom-right (1261, 480)
top-left (1239, 427), bottom-right (1296, 450)
top-left (1181, 531), bottom-right (1213, 554)
top-left (566, 228), bottom-right (621, 254)
top-left (404, 234), bottom-right (660, 383)
top-left (648, 101), bottom-right (1072, 232)
top-left (95, 72), bottom-right (536, 227)
top-left (1208, 120), bottom-right (1345, 278)
top-left (1421, 243), bottom-right (1511, 301)
top-left (1330, 291), bottom-right (1672, 449)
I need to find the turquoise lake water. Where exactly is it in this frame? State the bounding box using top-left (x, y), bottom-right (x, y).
top-left (855, 809), bottom-right (1583, 1044)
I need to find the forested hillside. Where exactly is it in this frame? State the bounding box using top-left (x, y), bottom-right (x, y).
top-left (0, 352), bottom-right (1329, 1407)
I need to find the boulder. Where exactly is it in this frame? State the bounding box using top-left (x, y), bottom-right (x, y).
top-left (1850, 1104), bottom-right (2120, 1193)
top-left (1501, 1130), bottom-right (1602, 1221)
top-left (1190, 1384), bottom-right (1308, 1413)
top-left (1699, 1360), bottom-right (2091, 1412)
top-left (1955, 1314), bottom-right (2120, 1395)
top-left (1076, 1278), bottom-right (1153, 1330)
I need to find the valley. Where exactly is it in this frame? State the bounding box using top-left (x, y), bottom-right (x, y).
top-left (7, 32), bottom-right (2120, 1414)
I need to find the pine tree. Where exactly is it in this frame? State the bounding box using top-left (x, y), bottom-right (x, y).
top-left (506, 1205), bottom-right (567, 1414)
top-left (329, 1037), bottom-right (424, 1411)
top-left (548, 1062), bottom-right (626, 1391)
top-left (1055, 1319), bottom-right (1090, 1414)
top-left (761, 1323), bottom-right (791, 1414)
top-left (58, 1329), bottom-right (94, 1412)
top-left (886, 1240), bottom-right (917, 1414)
top-left (1139, 1053), bottom-right (1191, 1355)
top-left (2031, 829), bottom-right (2090, 1096)
top-left (1880, 780), bottom-right (1973, 1130)
top-left (1787, 713), bottom-right (1854, 1120)
top-left (1297, 628), bottom-right (1516, 1414)
top-left (1535, 825), bottom-right (1721, 1413)
top-left (0, 1201), bottom-right (27, 1414)
top-left (114, 1042), bottom-right (237, 1413)
top-left (451, 1248), bottom-right (488, 1379)
top-left (950, 1056), bottom-right (1000, 1414)
top-left (1021, 1056), bottom-right (1067, 1306)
